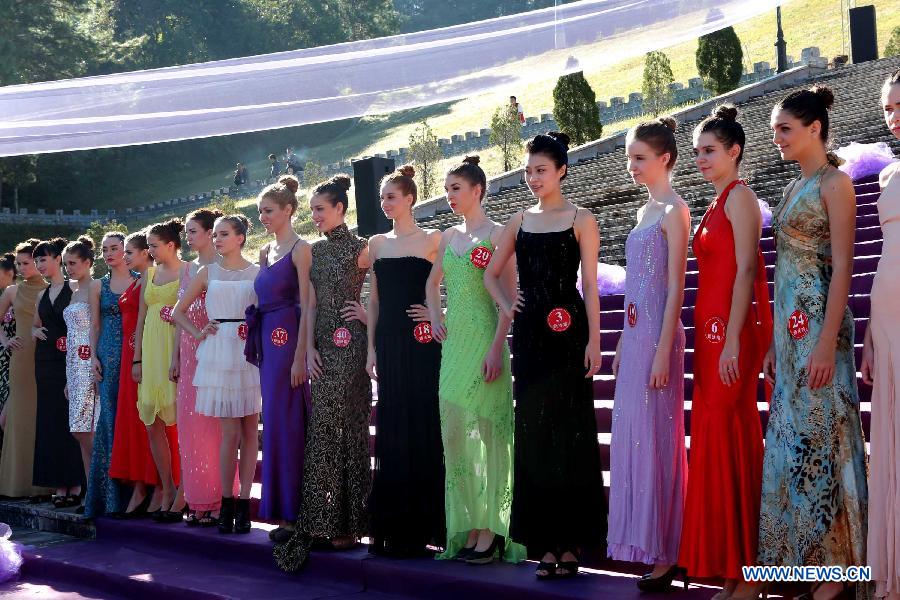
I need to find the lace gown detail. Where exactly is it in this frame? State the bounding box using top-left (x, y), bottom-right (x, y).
top-left (274, 224), bottom-right (371, 571)
top-left (436, 239), bottom-right (525, 562)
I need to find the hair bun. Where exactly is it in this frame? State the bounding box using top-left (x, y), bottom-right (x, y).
top-left (77, 235), bottom-right (95, 251)
top-left (50, 237), bottom-right (68, 253)
top-left (658, 116), bottom-right (678, 131)
top-left (712, 104), bottom-right (738, 122)
top-left (164, 218), bottom-right (185, 235)
top-left (462, 155), bottom-right (481, 166)
top-left (811, 85), bottom-right (835, 110)
top-left (397, 164), bottom-right (416, 178)
top-left (547, 131), bottom-right (571, 149)
top-left (330, 173), bottom-right (352, 192)
top-left (278, 175), bottom-right (300, 194)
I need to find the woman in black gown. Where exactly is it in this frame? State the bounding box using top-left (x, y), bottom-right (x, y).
top-left (365, 165), bottom-right (445, 557)
top-left (485, 133), bottom-right (606, 579)
top-left (32, 238), bottom-right (85, 507)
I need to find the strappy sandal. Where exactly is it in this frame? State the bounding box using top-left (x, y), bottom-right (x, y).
top-left (198, 511), bottom-right (217, 528)
top-left (51, 495), bottom-right (68, 508)
top-left (555, 549), bottom-right (580, 578)
top-left (185, 512), bottom-right (200, 527)
top-left (536, 552), bottom-right (558, 580)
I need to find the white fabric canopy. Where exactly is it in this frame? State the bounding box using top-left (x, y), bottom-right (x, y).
top-left (0, 0), bottom-right (784, 156)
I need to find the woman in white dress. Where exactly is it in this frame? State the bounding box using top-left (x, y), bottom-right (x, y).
top-left (173, 215), bottom-right (260, 535)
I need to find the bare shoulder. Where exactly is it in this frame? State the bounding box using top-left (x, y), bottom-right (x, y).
top-left (727, 184), bottom-right (759, 209)
top-left (821, 166), bottom-right (854, 200)
top-left (574, 206), bottom-right (598, 226)
top-left (880, 161), bottom-right (900, 188)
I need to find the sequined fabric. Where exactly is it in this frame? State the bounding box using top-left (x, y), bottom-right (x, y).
top-left (177, 264), bottom-right (236, 512)
top-left (84, 275), bottom-right (133, 517)
top-left (0, 306), bottom-right (15, 451)
top-left (64, 301), bottom-right (99, 433)
top-left (607, 215), bottom-right (687, 565)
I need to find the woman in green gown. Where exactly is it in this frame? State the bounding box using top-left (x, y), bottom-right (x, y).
top-left (423, 156), bottom-right (525, 564)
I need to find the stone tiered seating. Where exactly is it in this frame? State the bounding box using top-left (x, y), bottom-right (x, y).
top-left (9, 57), bottom-right (898, 599)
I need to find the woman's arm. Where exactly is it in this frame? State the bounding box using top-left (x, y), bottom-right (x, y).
top-left (0, 286), bottom-right (16, 349)
top-left (807, 169), bottom-right (856, 390)
top-left (31, 290), bottom-right (47, 341)
top-left (650, 201), bottom-right (690, 389)
top-left (483, 225), bottom-right (517, 383)
top-left (484, 212), bottom-right (524, 319)
top-left (576, 208), bottom-right (603, 379)
top-left (171, 267), bottom-right (209, 341)
top-left (425, 231), bottom-right (449, 341)
top-left (291, 240), bottom-right (313, 388)
top-left (719, 186), bottom-right (762, 386)
top-left (89, 280), bottom-right (103, 381)
top-left (132, 278), bottom-right (148, 383)
top-left (365, 236), bottom-right (382, 380)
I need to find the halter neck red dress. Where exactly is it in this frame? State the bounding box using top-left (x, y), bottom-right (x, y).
top-left (678, 180), bottom-right (772, 579)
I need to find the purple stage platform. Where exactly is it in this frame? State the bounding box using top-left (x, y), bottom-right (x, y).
top-left (12, 517), bottom-right (723, 599)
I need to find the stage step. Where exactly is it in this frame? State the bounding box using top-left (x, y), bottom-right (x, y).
top-left (10, 517), bottom-right (716, 600)
top-left (0, 498), bottom-right (95, 539)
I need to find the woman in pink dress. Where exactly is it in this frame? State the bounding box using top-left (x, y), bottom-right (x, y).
top-left (862, 67), bottom-right (900, 600)
top-left (170, 208), bottom-right (236, 526)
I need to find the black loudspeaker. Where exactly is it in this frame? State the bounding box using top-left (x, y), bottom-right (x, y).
top-left (353, 157), bottom-right (394, 237)
top-left (849, 6), bottom-right (878, 64)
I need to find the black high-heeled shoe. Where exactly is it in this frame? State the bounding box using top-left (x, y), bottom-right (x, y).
top-left (218, 496), bottom-right (235, 534)
top-left (112, 493), bottom-right (152, 520)
top-left (452, 545), bottom-right (477, 561)
top-left (233, 498), bottom-right (251, 534)
top-left (636, 565), bottom-right (689, 592)
top-left (466, 535), bottom-right (505, 565)
top-left (555, 549), bottom-right (581, 579)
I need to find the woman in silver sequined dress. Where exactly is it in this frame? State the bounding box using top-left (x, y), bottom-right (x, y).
top-left (63, 236), bottom-right (100, 490)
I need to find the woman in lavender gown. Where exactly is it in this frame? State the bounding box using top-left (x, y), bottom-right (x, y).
top-left (246, 175), bottom-right (312, 542)
top-left (607, 118), bottom-right (690, 590)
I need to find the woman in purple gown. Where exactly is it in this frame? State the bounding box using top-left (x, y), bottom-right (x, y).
top-left (608, 118), bottom-right (690, 590)
top-left (246, 175), bottom-right (312, 543)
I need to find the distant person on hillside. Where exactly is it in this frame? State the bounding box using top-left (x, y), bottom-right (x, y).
top-left (233, 163), bottom-right (248, 187)
top-left (510, 96), bottom-right (525, 124)
top-left (268, 154), bottom-right (281, 179)
top-left (285, 148), bottom-right (303, 174)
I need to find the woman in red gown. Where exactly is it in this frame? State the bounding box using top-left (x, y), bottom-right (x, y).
top-left (109, 231), bottom-right (181, 516)
top-left (678, 106), bottom-right (772, 599)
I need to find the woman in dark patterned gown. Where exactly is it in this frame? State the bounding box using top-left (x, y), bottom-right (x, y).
top-left (0, 254), bottom-right (17, 454)
top-left (275, 174), bottom-right (372, 571)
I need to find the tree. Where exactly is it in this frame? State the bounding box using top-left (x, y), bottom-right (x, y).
top-left (302, 162), bottom-right (326, 189)
top-left (552, 71), bottom-right (603, 146)
top-left (696, 26), bottom-right (744, 96)
top-left (642, 51), bottom-right (675, 117)
top-left (407, 121), bottom-right (443, 200)
top-left (0, 156), bottom-right (39, 212)
top-left (489, 104), bottom-right (523, 172)
top-left (886, 26), bottom-right (900, 57)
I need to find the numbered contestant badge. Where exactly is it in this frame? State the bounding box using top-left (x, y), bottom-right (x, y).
top-left (547, 308), bottom-right (572, 333)
top-left (78, 345), bottom-right (91, 361)
top-left (704, 317), bottom-right (726, 344)
top-left (333, 327), bottom-right (352, 348)
top-left (271, 327), bottom-right (289, 347)
top-left (413, 322), bottom-right (433, 344)
top-left (469, 246), bottom-right (492, 269)
top-left (159, 305), bottom-right (174, 324)
top-left (237, 323), bottom-right (248, 341)
top-left (56, 337), bottom-right (67, 352)
top-left (627, 303), bottom-right (637, 328)
top-left (788, 310), bottom-right (810, 340)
